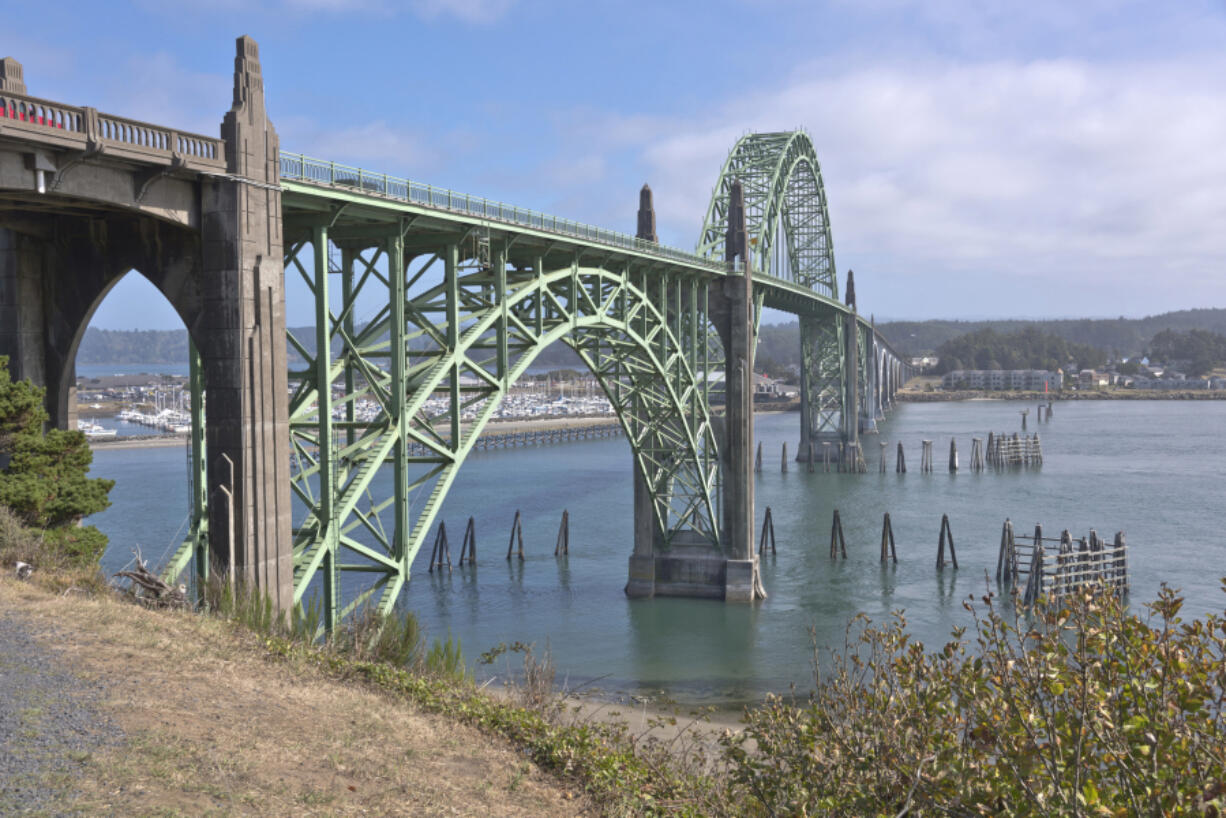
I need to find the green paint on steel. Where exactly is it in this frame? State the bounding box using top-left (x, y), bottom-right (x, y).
top-left (696, 131), bottom-right (838, 299)
top-left (258, 130), bottom-right (911, 624)
top-left (282, 229), bottom-right (722, 622)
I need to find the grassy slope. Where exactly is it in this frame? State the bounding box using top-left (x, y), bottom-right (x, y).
top-left (0, 577), bottom-right (590, 817)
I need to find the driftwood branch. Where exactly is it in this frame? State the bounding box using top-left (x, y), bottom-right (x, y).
top-left (114, 549), bottom-right (188, 609)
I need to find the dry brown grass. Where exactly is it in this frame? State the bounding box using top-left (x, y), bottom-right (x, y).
top-left (0, 577), bottom-right (593, 817)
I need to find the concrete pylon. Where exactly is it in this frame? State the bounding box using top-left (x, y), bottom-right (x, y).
top-left (626, 183), bottom-right (660, 597)
top-left (712, 179), bottom-right (761, 601)
top-left (843, 269), bottom-right (859, 446)
top-left (0, 58), bottom-right (25, 94)
top-left (636, 184), bottom-right (657, 243)
top-left (197, 35), bottom-right (293, 609)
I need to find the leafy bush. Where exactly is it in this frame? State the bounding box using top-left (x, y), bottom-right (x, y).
top-left (0, 356), bottom-right (113, 569)
top-left (722, 585), bottom-right (1226, 816)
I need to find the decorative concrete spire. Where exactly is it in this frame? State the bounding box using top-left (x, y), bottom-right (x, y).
top-left (636, 184), bottom-right (657, 242)
top-left (725, 179), bottom-right (747, 265)
top-left (845, 268), bottom-right (856, 311)
top-left (221, 35), bottom-right (278, 182)
top-left (0, 57), bottom-right (26, 95)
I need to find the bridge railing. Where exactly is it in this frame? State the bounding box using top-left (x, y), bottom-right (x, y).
top-left (0, 92), bottom-right (86, 133)
top-left (280, 152), bottom-right (729, 273)
top-left (0, 90), bottom-right (225, 172)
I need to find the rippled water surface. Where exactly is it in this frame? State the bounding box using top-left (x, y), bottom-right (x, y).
top-left (93, 400), bottom-right (1226, 703)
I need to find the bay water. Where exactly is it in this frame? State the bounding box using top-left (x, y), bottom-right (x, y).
top-left (92, 400), bottom-right (1226, 704)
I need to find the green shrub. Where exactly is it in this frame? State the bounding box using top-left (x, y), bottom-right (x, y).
top-left (722, 585), bottom-right (1226, 816)
top-left (0, 356), bottom-right (113, 570)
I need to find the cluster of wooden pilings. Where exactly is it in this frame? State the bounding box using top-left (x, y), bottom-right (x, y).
top-left (982, 432), bottom-right (1043, 468)
top-left (761, 440), bottom-right (868, 474)
top-left (425, 508), bottom-right (573, 571)
top-left (408, 422), bottom-right (621, 457)
top-left (757, 435), bottom-right (1043, 475)
top-left (996, 519), bottom-right (1129, 605)
top-left (764, 507), bottom-right (960, 570)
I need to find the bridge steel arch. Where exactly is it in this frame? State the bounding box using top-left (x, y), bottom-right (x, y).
top-left (696, 131), bottom-right (863, 462)
top-left (275, 222), bottom-right (724, 627)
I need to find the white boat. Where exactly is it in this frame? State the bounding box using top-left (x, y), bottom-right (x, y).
top-left (77, 419), bottom-right (118, 439)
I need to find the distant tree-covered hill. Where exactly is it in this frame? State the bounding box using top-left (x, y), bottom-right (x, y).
top-left (76, 328), bottom-right (189, 364)
top-left (77, 307), bottom-right (1226, 371)
top-left (876, 308), bottom-right (1226, 358)
top-left (77, 324), bottom-right (583, 368)
top-left (934, 327), bottom-right (1104, 374)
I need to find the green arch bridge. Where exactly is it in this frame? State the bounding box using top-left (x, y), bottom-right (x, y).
top-left (0, 37), bottom-right (911, 627)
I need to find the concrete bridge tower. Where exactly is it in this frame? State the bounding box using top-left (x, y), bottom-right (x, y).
top-left (0, 37), bottom-right (293, 608)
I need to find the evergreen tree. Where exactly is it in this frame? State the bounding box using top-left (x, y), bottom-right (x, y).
top-left (0, 356), bottom-right (113, 566)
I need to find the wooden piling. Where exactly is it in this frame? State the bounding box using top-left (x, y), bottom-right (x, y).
top-left (1046, 402), bottom-right (1053, 421)
top-left (995, 518), bottom-right (1013, 583)
top-left (986, 431), bottom-right (995, 467)
top-left (429, 521), bottom-right (451, 573)
top-left (896, 442), bottom-right (906, 473)
top-left (920, 440), bottom-right (933, 473)
top-left (948, 439), bottom-right (958, 472)
top-left (1021, 409), bottom-right (1028, 431)
top-left (554, 509), bottom-right (569, 556)
top-left (880, 512), bottom-right (897, 564)
top-left (970, 437), bottom-right (983, 472)
top-left (781, 442), bottom-right (788, 473)
top-left (936, 513), bottom-right (958, 570)
top-left (459, 516), bottom-right (476, 565)
top-left (506, 509), bottom-right (525, 561)
top-left (879, 441), bottom-right (887, 474)
top-left (829, 509), bottom-right (847, 559)
top-left (759, 506), bottom-right (777, 555)
top-left (754, 442), bottom-right (762, 474)
top-left (808, 442), bottom-right (815, 473)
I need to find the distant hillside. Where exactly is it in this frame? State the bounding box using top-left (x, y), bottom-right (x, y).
top-left (77, 328), bottom-right (188, 364)
top-left (77, 325), bottom-right (582, 368)
top-left (78, 307), bottom-right (1226, 369)
top-left (876, 308), bottom-right (1226, 358)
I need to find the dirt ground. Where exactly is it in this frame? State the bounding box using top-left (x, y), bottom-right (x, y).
top-left (0, 577), bottom-right (593, 817)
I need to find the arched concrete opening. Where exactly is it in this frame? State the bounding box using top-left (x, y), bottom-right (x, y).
top-left (72, 270), bottom-right (199, 576)
top-left (0, 212), bottom-right (203, 431)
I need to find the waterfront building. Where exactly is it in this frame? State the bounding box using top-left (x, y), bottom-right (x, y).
top-left (941, 369), bottom-right (1060, 392)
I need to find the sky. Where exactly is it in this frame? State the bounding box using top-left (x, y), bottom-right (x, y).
top-left (5, 0), bottom-right (1225, 329)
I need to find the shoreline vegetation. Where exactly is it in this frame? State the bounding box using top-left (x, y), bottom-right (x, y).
top-left (86, 389), bottom-right (1224, 451)
top-left (2, 565), bottom-right (1224, 815)
top-left (87, 405), bottom-right (803, 450)
top-left (897, 388), bottom-right (1226, 401)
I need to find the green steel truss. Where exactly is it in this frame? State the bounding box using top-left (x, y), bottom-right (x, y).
top-left (697, 131), bottom-right (838, 299)
top-left (161, 129), bottom-right (914, 618)
top-left (281, 221), bottom-right (720, 627)
top-left (697, 131), bottom-right (850, 442)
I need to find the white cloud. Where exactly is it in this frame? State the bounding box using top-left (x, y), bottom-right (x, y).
top-left (278, 0), bottom-right (517, 22)
top-left (409, 0), bottom-right (514, 23)
top-left (276, 116), bottom-right (436, 171)
top-left (540, 55), bottom-right (1226, 316)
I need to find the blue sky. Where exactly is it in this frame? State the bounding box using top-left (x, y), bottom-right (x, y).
top-left (6, 0), bottom-right (1226, 329)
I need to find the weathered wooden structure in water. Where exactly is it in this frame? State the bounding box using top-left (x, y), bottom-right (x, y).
top-left (985, 432), bottom-right (1043, 469)
top-left (996, 519), bottom-right (1128, 606)
top-left (407, 422), bottom-right (622, 456)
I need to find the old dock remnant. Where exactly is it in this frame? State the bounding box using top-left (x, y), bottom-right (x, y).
top-left (996, 520), bottom-right (1128, 605)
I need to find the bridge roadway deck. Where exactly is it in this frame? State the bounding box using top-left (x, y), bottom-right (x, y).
top-left (277, 163), bottom-right (896, 353)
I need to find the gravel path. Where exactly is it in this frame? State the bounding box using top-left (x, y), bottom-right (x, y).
top-left (0, 605), bottom-right (123, 816)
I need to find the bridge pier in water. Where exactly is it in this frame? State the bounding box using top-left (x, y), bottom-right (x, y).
top-left (625, 182), bottom-right (763, 601)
